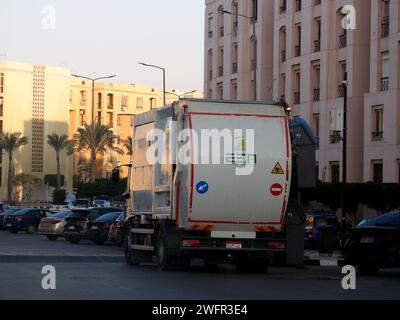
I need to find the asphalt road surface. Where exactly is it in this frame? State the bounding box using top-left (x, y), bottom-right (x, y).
top-left (0, 231), bottom-right (400, 300)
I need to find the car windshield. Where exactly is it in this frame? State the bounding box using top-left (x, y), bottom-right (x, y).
top-left (359, 213), bottom-right (400, 227)
top-left (66, 210), bottom-right (89, 218)
top-left (52, 211), bottom-right (71, 219)
top-left (95, 212), bottom-right (121, 222)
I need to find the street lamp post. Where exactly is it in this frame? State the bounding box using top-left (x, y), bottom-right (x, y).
top-left (71, 74), bottom-right (116, 125)
top-left (139, 62), bottom-right (166, 106)
top-left (166, 90), bottom-right (197, 100)
top-left (341, 72), bottom-right (348, 247)
top-left (221, 9), bottom-right (257, 101)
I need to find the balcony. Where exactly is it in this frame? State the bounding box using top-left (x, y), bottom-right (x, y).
top-left (281, 50), bottom-right (286, 62)
top-left (330, 132), bottom-right (342, 144)
top-left (339, 34), bottom-right (347, 48)
top-left (372, 131), bottom-right (384, 142)
top-left (338, 85), bottom-right (345, 98)
top-left (295, 0), bottom-right (302, 12)
top-left (219, 26), bottom-right (224, 37)
top-left (293, 92), bottom-right (300, 104)
top-left (381, 77), bottom-right (389, 92)
top-left (218, 66), bottom-right (224, 77)
top-left (314, 40), bottom-right (321, 52)
top-left (381, 17), bottom-right (389, 38)
top-left (313, 88), bottom-right (320, 102)
top-left (295, 45), bottom-right (301, 57)
top-left (232, 62), bottom-right (238, 74)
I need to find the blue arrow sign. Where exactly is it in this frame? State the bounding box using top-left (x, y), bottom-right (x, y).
top-left (196, 181), bottom-right (209, 195)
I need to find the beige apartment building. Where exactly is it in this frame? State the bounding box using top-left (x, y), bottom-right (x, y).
top-left (364, 0), bottom-right (400, 183)
top-left (0, 60), bottom-right (73, 201)
top-left (204, 0), bottom-right (274, 101)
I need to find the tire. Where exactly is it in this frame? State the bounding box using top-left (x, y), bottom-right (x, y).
top-left (357, 264), bottom-right (380, 276)
top-left (155, 224), bottom-right (189, 271)
top-left (26, 225), bottom-right (36, 234)
top-left (10, 228), bottom-right (18, 234)
top-left (234, 256), bottom-right (269, 273)
top-left (69, 237), bottom-right (81, 244)
top-left (123, 235), bottom-right (140, 266)
top-left (47, 235), bottom-right (58, 241)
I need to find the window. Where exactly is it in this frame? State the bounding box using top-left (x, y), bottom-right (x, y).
top-left (217, 82), bottom-right (223, 100)
top-left (150, 98), bottom-right (156, 109)
top-left (295, 0), bottom-right (302, 12)
top-left (136, 97), bottom-right (143, 109)
top-left (381, 0), bottom-right (390, 38)
top-left (218, 6), bottom-right (224, 37)
top-left (121, 96), bottom-right (128, 109)
top-left (117, 115), bottom-right (121, 127)
top-left (280, 73), bottom-right (286, 101)
top-left (280, 27), bottom-right (287, 62)
top-left (208, 16), bottom-right (214, 38)
top-left (107, 94), bottom-right (114, 109)
top-left (280, 0), bottom-right (287, 14)
top-left (107, 112), bottom-right (113, 128)
top-left (330, 162), bottom-right (340, 183)
top-left (0, 97), bottom-right (3, 117)
top-left (338, 9), bottom-right (347, 48)
top-left (313, 114), bottom-right (320, 149)
top-left (330, 109), bottom-right (343, 144)
top-left (312, 64), bottom-right (321, 101)
top-left (252, 0), bottom-right (258, 21)
top-left (372, 161), bottom-right (383, 183)
top-left (293, 67), bottom-right (301, 104)
top-left (218, 47), bottom-right (224, 77)
top-left (314, 18), bottom-right (321, 52)
top-left (230, 79), bottom-right (238, 100)
top-left (0, 120), bottom-right (2, 133)
top-left (295, 24), bottom-right (301, 57)
top-left (97, 93), bottom-right (102, 109)
top-left (79, 109), bottom-right (86, 126)
top-left (232, 2), bottom-right (239, 32)
top-left (80, 90), bottom-right (87, 107)
top-left (381, 51), bottom-right (390, 91)
top-left (208, 49), bottom-right (213, 80)
top-left (250, 37), bottom-right (257, 71)
top-left (372, 106), bottom-right (384, 141)
top-left (0, 73), bottom-right (3, 93)
top-left (338, 61), bottom-right (347, 97)
top-left (97, 111), bottom-right (101, 124)
top-left (232, 43), bottom-right (238, 73)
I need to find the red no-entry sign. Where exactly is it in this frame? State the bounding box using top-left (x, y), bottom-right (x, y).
top-left (270, 183), bottom-right (283, 197)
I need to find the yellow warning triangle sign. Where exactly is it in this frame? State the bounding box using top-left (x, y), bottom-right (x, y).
top-left (271, 162), bottom-right (285, 175)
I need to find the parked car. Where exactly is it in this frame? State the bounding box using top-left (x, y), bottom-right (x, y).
top-left (108, 212), bottom-right (126, 245)
top-left (85, 212), bottom-right (122, 245)
top-left (0, 208), bottom-right (19, 230)
top-left (344, 212), bottom-right (400, 276)
top-left (305, 212), bottom-right (339, 253)
top-left (63, 207), bottom-right (122, 244)
top-left (38, 211), bottom-right (71, 241)
top-left (3, 208), bottom-right (54, 234)
top-left (92, 199), bottom-right (111, 208)
top-left (0, 203), bottom-right (10, 213)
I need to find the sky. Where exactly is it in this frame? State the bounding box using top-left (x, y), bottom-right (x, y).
top-left (0, 0), bottom-right (205, 92)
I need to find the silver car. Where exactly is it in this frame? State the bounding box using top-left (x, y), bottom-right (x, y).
top-left (38, 211), bottom-right (71, 241)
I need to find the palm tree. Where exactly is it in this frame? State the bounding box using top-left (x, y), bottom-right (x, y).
top-left (47, 133), bottom-right (70, 189)
top-left (123, 137), bottom-right (133, 156)
top-left (0, 132), bottom-right (29, 202)
top-left (69, 124), bottom-right (123, 182)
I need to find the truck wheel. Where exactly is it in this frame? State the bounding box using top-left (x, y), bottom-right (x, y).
top-left (26, 225), bottom-right (37, 234)
top-left (234, 256), bottom-right (269, 273)
top-left (123, 235), bottom-right (140, 266)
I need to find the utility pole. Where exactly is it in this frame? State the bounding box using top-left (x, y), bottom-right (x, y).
top-left (139, 62), bottom-right (166, 106)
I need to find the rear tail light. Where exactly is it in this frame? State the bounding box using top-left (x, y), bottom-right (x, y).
top-left (15, 216), bottom-right (24, 222)
top-left (51, 220), bottom-right (61, 225)
top-left (182, 240), bottom-right (201, 247)
top-left (268, 241), bottom-right (286, 250)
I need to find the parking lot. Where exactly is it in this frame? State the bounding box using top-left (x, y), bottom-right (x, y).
top-left (1, 231), bottom-right (400, 300)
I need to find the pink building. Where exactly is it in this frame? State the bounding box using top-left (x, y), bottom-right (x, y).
top-left (204, 0), bottom-right (274, 101)
top-left (364, 0), bottom-right (400, 183)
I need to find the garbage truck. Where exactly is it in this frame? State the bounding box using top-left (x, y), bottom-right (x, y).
top-left (112, 99), bottom-right (316, 271)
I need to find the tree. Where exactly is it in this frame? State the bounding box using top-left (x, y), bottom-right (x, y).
top-left (47, 133), bottom-right (70, 189)
top-left (0, 132), bottom-right (29, 202)
top-left (69, 124), bottom-right (123, 182)
top-left (13, 174), bottom-right (42, 203)
top-left (123, 136), bottom-right (133, 156)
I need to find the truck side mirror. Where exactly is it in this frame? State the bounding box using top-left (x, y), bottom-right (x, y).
top-left (111, 168), bottom-right (120, 184)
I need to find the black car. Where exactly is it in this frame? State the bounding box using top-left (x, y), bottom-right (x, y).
top-left (85, 212), bottom-right (122, 245)
top-left (344, 212), bottom-right (400, 276)
top-left (3, 208), bottom-right (54, 234)
top-left (63, 207), bottom-right (122, 244)
top-left (0, 209), bottom-right (19, 230)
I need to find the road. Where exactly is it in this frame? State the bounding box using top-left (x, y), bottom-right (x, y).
top-left (0, 231), bottom-right (400, 300)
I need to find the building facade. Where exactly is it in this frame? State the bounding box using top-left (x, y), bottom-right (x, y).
top-left (0, 60), bottom-right (73, 200)
top-left (204, 0), bottom-right (275, 101)
top-left (363, 0), bottom-right (400, 183)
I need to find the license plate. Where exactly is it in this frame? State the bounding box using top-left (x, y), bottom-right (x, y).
top-left (226, 241), bottom-right (242, 249)
top-left (91, 226), bottom-right (98, 230)
top-left (360, 236), bottom-right (374, 244)
top-left (68, 226), bottom-right (75, 230)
